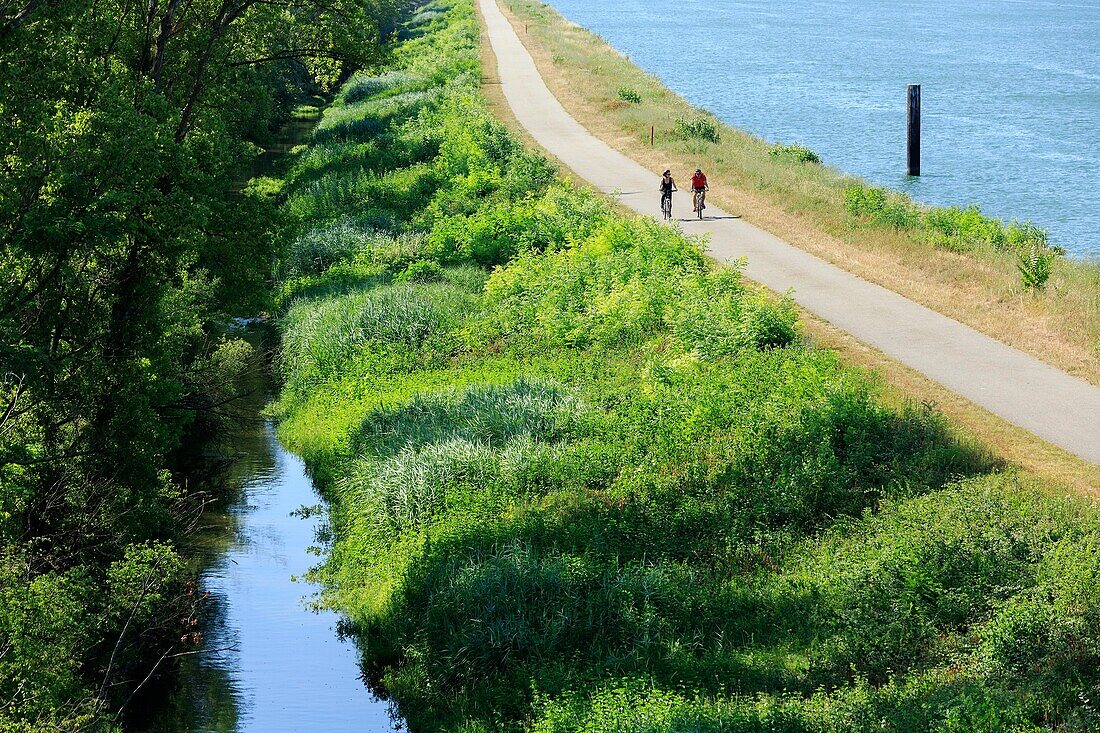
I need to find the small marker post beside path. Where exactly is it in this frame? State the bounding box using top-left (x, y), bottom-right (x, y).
top-left (650, 125), bottom-right (654, 146)
top-left (907, 83), bottom-right (921, 176)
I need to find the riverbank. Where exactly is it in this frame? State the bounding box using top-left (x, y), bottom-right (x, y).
top-left (273, 1), bottom-right (1100, 731)
top-left (476, 0), bottom-right (1100, 480)
top-left (494, 0), bottom-right (1100, 389)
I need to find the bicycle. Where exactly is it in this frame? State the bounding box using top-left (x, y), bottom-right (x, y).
top-left (693, 188), bottom-right (707, 220)
top-left (659, 171), bottom-right (677, 221)
top-left (661, 192), bottom-right (674, 221)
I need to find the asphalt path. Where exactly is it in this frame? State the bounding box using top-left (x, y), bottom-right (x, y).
top-left (479, 0), bottom-right (1100, 465)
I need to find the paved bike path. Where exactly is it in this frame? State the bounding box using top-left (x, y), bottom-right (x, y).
top-left (479, 0), bottom-right (1100, 465)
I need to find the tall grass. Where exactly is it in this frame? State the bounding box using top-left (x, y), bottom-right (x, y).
top-left (340, 71), bottom-right (425, 106)
top-left (280, 278), bottom-right (478, 396)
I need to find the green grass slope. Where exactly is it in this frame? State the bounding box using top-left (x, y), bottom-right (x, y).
top-left (272, 2), bottom-right (1100, 731)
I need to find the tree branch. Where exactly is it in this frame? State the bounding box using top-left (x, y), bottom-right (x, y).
top-left (0, 0), bottom-right (45, 39)
top-left (0, 373), bottom-right (26, 436)
top-left (95, 555), bottom-right (165, 706)
top-left (228, 46), bottom-right (348, 67)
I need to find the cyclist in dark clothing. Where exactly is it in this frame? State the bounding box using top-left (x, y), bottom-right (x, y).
top-left (659, 169), bottom-right (677, 220)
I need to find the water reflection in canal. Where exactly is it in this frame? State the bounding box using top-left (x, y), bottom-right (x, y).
top-left (145, 332), bottom-right (401, 732)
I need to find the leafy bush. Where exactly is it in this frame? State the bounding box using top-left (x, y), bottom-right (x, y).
top-left (674, 116), bottom-right (721, 143)
top-left (427, 183), bottom-right (614, 266)
top-left (769, 142), bottom-right (821, 164)
top-left (737, 291), bottom-right (799, 350)
top-left (1017, 245), bottom-right (1056, 290)
top-left (666, 267), bottom-right (799, 357)
top-left (805, 478), bottom-right (1061, 681)
top-left (844, 182), bottom-right (888, 217)
top-left (245, 175), bottom-right (284, 199)
top-left (925, 204), bottom-right (1001, 252)
top-left (481, 216), bottom-right (711, 348)
top-left (0, 541), bottom-right (189, 731)
top-left (617, 87), bottom-right (642, 104)
top-left (844, 183), bottom-right (921, 229)
top-left (395, 259), bottom-right (445, 284)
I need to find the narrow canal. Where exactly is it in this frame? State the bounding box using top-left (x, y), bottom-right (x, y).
top-left (143, 109), bottom-right (403, 732)
top-left (145, 329), bottom-right (402, 733)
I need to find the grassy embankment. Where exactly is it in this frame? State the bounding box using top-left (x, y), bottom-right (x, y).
top-left (274, 2), bottom-right (1100, 732)
top-left (494, 0), bottom-right (1100, 390)
top-left (481, 0), bottom-right (1100, 482)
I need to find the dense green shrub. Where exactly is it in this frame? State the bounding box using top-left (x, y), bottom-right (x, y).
top-left (769, 142), bottom-right (821, 164)
top-left (0, 557), bottom-right (97, 728)
top-left (674, 116), bottom-right (721, 143)
top-left (1018, 245), bottom-right (1056, 289)
top-left (844, 183), bottom-right (921, 229)
top-left (617, 87), bottom-right (642, 103)
top-left (481, 216), bottom-right (713, 348)
top-left (395, 259), bottom-right (446, 283)
top-left (0, 542), bottom-right (189, 732)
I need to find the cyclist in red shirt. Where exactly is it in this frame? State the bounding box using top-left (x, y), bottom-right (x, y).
top-left (690, 168), bottom-right (709, 212)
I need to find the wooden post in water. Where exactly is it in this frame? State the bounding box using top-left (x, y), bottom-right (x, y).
top-left (907, 83), bottom-right (921, 176)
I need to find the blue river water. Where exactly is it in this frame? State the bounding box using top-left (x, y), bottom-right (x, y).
top-left (183, 423), bottom-right (400, 732)
top-left (543, 0), bottom-right (1100, 258)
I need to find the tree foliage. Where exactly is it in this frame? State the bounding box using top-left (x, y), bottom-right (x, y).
top-left (0, 0), bottom-right (405, 727)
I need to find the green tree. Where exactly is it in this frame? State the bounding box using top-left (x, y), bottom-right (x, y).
top-left (0, 0), bottom-right (405, 727)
